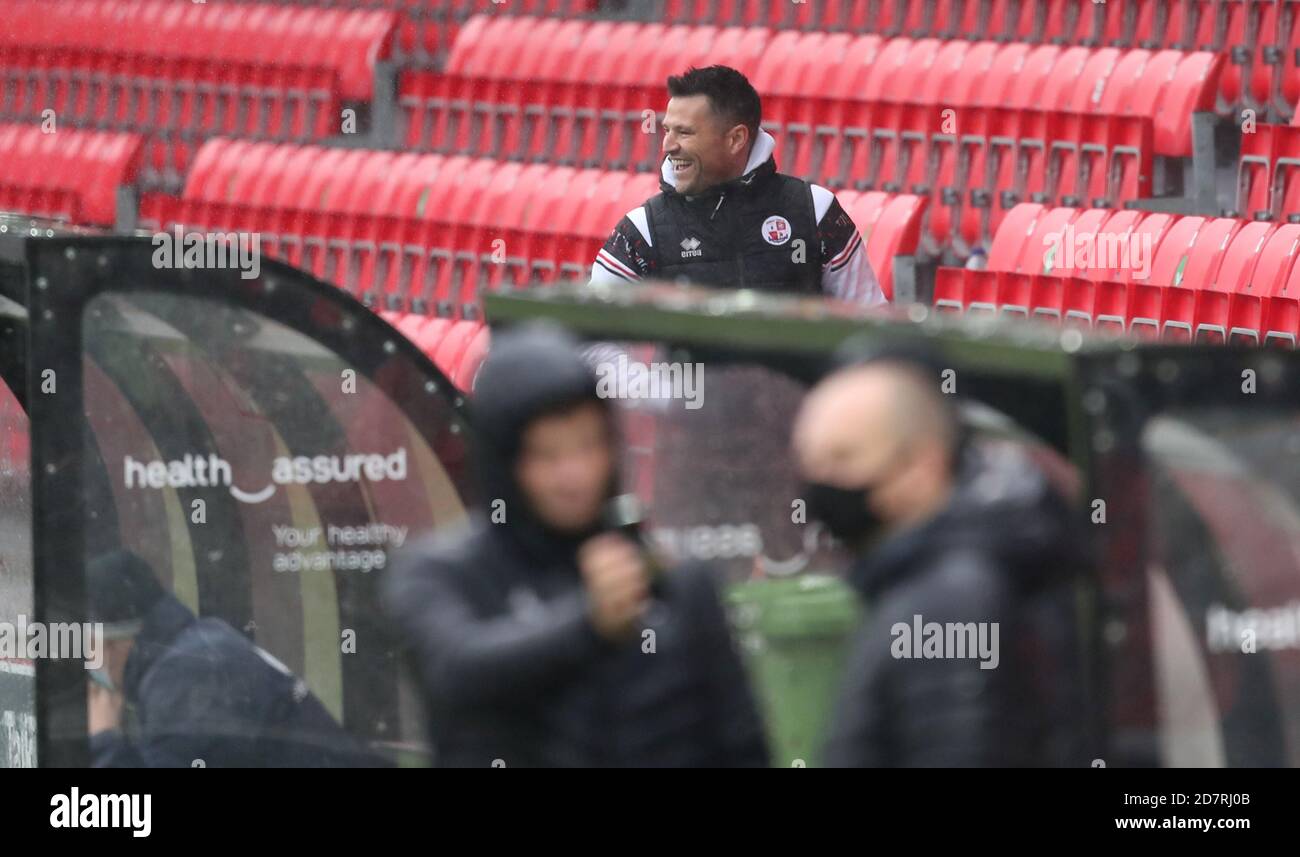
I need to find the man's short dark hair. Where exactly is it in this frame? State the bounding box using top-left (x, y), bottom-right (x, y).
top-left (666, 65), bottom-right (762, 141)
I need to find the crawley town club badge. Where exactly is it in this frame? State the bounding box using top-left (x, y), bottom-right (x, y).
top-left (762, 215), bottom-right (792, 245)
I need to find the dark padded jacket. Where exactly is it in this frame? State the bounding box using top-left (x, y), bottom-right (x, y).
top-left (91, 594), bottom-right (382, 768)
top-left (383, 324), bottom-right (769, 767)
top-left (824, 442), bottom-right (1093, 768)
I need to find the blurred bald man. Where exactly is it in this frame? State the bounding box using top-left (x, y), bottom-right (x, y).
top-left (794, 350), bottom-right (1090, 767)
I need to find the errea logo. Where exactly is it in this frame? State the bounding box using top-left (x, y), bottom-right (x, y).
top-left (680, 236), bottom-right (703, 258)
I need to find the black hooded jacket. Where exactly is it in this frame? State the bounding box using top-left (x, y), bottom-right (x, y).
top-left (824, 441), bottom-right (1092, 767)
top-left (383, 324), bottom-right (769, 767)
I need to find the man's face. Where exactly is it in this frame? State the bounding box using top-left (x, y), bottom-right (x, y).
top-left (515, 401), bottom-right (614, 533)
top-left (662, 94), bottom-right (749, 196)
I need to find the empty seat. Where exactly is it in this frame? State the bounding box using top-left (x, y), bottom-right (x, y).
top-left (0, 123), bottom-right (142, 225)
top-left (0, 0), bottom-right (394, 188)
top-left (1237, 124), bottom-right (1300, 221)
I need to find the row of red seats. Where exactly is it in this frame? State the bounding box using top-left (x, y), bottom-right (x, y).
top-left (0, 123), bottom-right (142, 225)
top-left (662, 0), bottom-right (1288, 56)
top-left (208, 0), bottom-right (598, 64)
top-left (0, 48), bottom-right (339, 187)
top-left (1237, 122), bottom-right (1300, 219)
top-left (933, 267), bottom-right (1300, 345)
top-left (661, 0), bottom-right (1296, 117)
top-left (958, 202), bottom-right (1300, 342)
top-left (1215, 0), bottom-right (1300, 115)
top-left (0, 0), bottom-right (397, 101)
top-left (145, 140), bottom-right (662, 315)
top-left (0, 185), bottom-right (81, 223)
top-left (376, 313), bottom-right (489, 393)
top-left (402, 71), bottom-right (1153, 251)
top-left (989, 203), bottom-right (1290, 285)
top-left (408, 19), bottom-right (1219, 157)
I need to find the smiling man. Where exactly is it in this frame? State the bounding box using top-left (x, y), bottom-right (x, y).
top-left (591, 65), bottom-right (884, 305)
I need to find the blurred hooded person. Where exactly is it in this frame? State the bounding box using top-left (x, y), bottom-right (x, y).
top-left (385, 322), bottom-right (768, 767)
top-left (793, 344), bottom-right (1091, 767)
top-left (86, 549), bottom-right (381, 767)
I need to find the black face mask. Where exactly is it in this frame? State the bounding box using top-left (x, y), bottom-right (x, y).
top-left (803, 480), bottom-right (885, 549)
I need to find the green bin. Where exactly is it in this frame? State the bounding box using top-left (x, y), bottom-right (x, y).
top-left (727, 574), bottom-right (862, 767)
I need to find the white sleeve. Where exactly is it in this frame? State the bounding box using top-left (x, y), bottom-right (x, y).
top-left (590, 253), bottom-right (636, 285)
top-left (812, 184), bottom-right (885, 307)
top-left (590, 207), bottom-right (652, 285)
top-left (822, 232), bottom-right (885, 307)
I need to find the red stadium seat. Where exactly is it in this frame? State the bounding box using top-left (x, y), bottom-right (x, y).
top-left (1213, 221), bottom-right (1277, 293)
top-left (1082, 209), bottom-right (1145, 281)
top-left (932, 267), bottom-right (967, 313)
top-left (1239, 123), bottom-right (1281, 220)
top-left (963, 269), bottom-right (1001, 315)
top-left (450, 324), bottom-right (491, 392)
top-left (987, 203), bottom-right (1048, 271)
top-left (433, 320), bottom-right (484, 379)
top-left (996, 272), bottom-right (1034, 319)
top-left (1093, 279), bottom-right (1129, 335)
top-left (1148, 51), bottom-right (1224, 157)
top-left (1029, 274), bottom-right (1066, 323)
top-left (1250, 223), bottom-right (1300, 294)
top-left (1148, 214), bottom-right (1205, 286)
top-left (854, 192), bottom-right (928, 300)
top-left (975, 43), bottom-right (1030, 106)
top-left (0, 123), bottom-right (142, 225)
top-left (1161, 283), bottom-right (1197, 341)
top-left (1127, 281), bottom-right (1163, 338)
top-left (1227, 292), bottom-right (1265, 345)
top-left (1062, 275), bottom-right (1097, 327)
top-left (1263, 294), bottom-right (1300, 346)
top-left (414, 317), bottom-right (455, 364)
top-left (1022, 206), bottom-right (1084, 275)
top-left (1193, 286), bottom-right (1231, 343)
top-left (1179, 216), bottom-right (1244, 290)
top-left (1121, 212), bottom-right (1177, 283)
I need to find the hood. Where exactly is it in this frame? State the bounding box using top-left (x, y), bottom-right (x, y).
top-left (847, 442), bottom-right (1083, 601)
top-left (660, 128), bottom-right (779, 200)
top-left (468, 322), bottom-right (617, 567)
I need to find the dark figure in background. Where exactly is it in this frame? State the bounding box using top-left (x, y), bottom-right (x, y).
top-left (385, 323), bottom-right (768, 767)
top-left (794, 348), bottom-right (1091, 767)
top-left (87, 549), bottom-right (380, 767)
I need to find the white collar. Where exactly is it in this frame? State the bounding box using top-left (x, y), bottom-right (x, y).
top-left (660, 128), bottom-right (777, 190)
